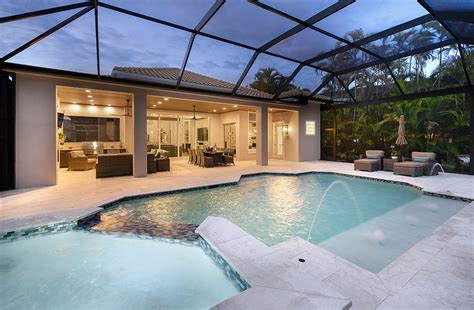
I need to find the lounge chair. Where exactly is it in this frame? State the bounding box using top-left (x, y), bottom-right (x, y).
top-left (68, 151), bottom-right (96, 171)
top-left (393, 152), bottom-right (437, 177)
top-left (354, 150), bottom-right (384, 172)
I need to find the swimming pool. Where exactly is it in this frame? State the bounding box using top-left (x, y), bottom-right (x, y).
top-left (101, 174), bottom-right (468, 272)
top-left (0, 232), bottom-right (241, 309)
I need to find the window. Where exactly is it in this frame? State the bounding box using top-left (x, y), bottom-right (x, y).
top-left (248, 112), bottom-right (257, 153)
top-left (63, 116), bottom-right (120, 142)
top-left (306, 121), bottom-right (316, 135)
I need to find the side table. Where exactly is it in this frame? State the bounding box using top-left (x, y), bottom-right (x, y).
top-left (383, 158), bottom-right (400, 171)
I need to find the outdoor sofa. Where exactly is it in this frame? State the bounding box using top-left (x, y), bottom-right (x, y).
top-left (354, 150), bottom-right (384, 172)
top-left (393, 152), bottom-right (437, 177)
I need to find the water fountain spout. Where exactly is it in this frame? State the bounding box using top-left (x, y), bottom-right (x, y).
top-left (430, 163), bottom-right (446, 177)
top-left (306, 180), bottom-right (361, 241)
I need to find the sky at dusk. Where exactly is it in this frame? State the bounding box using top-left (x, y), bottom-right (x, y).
top-left (1, 0), bottom-right (447, 92)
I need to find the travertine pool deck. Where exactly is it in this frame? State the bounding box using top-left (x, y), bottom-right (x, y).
top-left (1, 159), bottom-right (472, 231)
top-left (1, 159), bottom-right (473, 308)
top-left (201, 207), bottom-right (473, 309)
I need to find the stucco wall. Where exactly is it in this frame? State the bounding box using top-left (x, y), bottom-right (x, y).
top-left (16, 75), bottom-right (57, 188)
top-left (298, 102), bottom-right (321, 161)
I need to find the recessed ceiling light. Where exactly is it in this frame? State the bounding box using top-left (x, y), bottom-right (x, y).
top-left (158, 101), bottom-right (162, 104)
top-left (85, 89), bottom-right (91, 93)
top-left (87, 95), bottom-right (92, 98)
top-left (269, 108), bottom-right (273, 111)
top-left (164, 97), bottom-right (169, 101)
top-left (153, 104), bottom-right (157, 107)
top-left (213, 109), bottom-right (217, 112)
top-left (89, 99), bottom-right (94, 102)
top-left (233, 105), bottom-right (238, 108)
top-left (222, 107), bottom-right (227, 110)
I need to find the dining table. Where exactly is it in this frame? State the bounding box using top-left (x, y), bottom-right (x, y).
top-left (203, 151), bottom-right (224, 165)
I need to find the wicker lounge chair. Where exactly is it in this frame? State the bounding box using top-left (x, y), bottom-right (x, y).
top-left (354, 150), bottom-right (384, 172)
top-left (67, 151), bottom-right (96, 171)
top-left (393, 152), bottom-right (437, 177)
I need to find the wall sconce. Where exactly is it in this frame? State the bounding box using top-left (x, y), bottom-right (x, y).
top-left (283, 124), bottom-right (289, 135)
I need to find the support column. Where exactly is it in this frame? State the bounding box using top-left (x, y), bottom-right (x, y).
top-left (133, 92), bottom-right (147, 177)
top-left (256, 106), bottom-right (268, 166)
top-left (469, 89), bottom-right (474, 175)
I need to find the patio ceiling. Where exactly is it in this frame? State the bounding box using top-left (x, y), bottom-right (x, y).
top-left (0, 0), bottom-right (473, 108)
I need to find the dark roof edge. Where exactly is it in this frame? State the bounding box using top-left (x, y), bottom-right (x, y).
top-left (2, 62), bottom-right (317, 107)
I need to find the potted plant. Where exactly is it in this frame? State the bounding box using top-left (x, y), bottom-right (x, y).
top-left (58, 131), bottom-right (66, 145)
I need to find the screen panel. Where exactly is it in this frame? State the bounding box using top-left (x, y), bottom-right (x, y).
top-left (99, 7), bottom-right (191, 82)
top-left (202, 1), bottom-right (297, 48)
top-left (446, 21), bottom-right (474, 44)
top-left (338, 64), bottom-right (402, 101)
top-left (286, 66), bottom-right (328, 94)
top-left (390, 44), bottom-right (467, 94)
top-left (238, 53), bottom-right (298, 97)
top-left (8, 10), bottom-right (97, 74)
top-left (0, 9), bottom-right (82, 58)
top-left (101, 0), bottom-right (215, 29)
top-left (268, 28), bottom-right (345, 62)
top-left (0, 0), bottom-right (80, 17)
top-left (184, 35), bottom-right (254, 92)
top-left (362, 21), bottom-right (452, 59)
top-left (315, 0), bottom-right (429, 42)
top-left (258, 0), bottom-right (338, 20)
top-left (318, 77), bottom-right (353, 102)
top-left (313, 48), bottom-right (376, 73)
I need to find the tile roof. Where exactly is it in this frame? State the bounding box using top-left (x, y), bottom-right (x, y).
top-left (112, 67), bottom-right (273, 99)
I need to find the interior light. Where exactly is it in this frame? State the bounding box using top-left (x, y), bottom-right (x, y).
top-left (85, 89), bottom-right (91, 93)
top-left (107, 104), bottom-right (111, 107)
top-left (213, 109), bottom-right (217, 112)
top-left (87, 95), bottom-right (92, 98)
top-left (233, 105), bottom-right (238, 108)
top-left (158, 101), bottom-right (162, 104)
top-left (164, 97), bottom-right (169, 101)
top-left (222, 107), bottom-right (227, 110)
top-left (153, 104), bottom-right (157, 107)
top-left (283, 124), bottom-right (289, 135)
top-left (269, 108), bottom-right (273, 111)
top-left (72, 102), bottom-right (77, 105)
top-left (89, 99), bottom-right (94, 102)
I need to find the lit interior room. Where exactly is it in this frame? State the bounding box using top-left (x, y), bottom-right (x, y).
top-left (146, 96), bottom-right (299, 163)
top-left (56, 86), bottom-right (134, 180)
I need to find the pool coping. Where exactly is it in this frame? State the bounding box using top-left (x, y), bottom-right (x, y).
top-left (95, 171), bottom-right (473, 211)
top-left (1, 170), bottom-right (470, 234)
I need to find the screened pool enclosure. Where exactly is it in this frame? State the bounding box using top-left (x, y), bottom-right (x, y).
top-left (1, 0), bottom-right (472, 107)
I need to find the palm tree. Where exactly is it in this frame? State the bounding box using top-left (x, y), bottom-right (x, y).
top-left (249, 67), bottom-right (290, 94)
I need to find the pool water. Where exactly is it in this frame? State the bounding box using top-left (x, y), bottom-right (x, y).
top-left (102, 174), bottom-right (468, 272)
top-left (0, 232), bottom-right (240, 310)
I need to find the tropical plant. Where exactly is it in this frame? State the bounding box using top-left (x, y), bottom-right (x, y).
top-left (249, 67), bottom-right (293, 95)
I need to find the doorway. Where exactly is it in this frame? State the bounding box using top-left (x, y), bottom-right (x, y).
top-left (273, 121), bottom-right (284, 159)
top-left (223, 123), bottom-right (236, 149)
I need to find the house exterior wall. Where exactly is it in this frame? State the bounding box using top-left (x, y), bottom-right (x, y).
top-left (16, 74), bottom-right (57, 188)
top-left (12, 71), bottom-right (321, 188)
